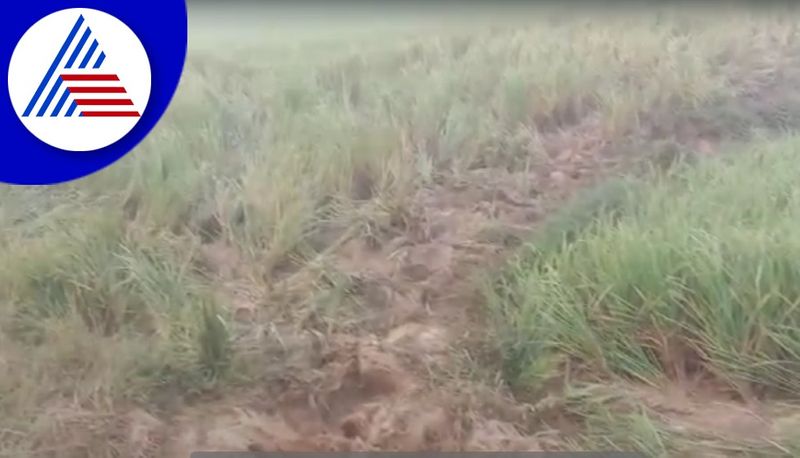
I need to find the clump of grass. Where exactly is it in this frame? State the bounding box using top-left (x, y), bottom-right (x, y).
top-left (531, 177), bottom-right (641, 257)
top-left (198, 301), bottom-right (232, 380)
top-left (489, 136), bottom-right (800, 395)
top-left (560, 384), bottom-right (677, 457)
top-left (0, 207), bottom-right (233, 418)
top-left (555, 383), bottom-right (798, 457)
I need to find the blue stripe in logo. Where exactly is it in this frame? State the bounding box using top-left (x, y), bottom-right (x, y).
top-left (79, 39), bottom-right (99, 69)
top-left (22, 15), bottom-right (84, 117)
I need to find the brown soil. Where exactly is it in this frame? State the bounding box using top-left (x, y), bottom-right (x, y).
top-left (139, 121), bottom-right (613, 456)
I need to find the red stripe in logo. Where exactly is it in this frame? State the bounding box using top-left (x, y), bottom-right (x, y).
top-left (75, 99), bottom-right (134, 106)
top-left (61, 74), bottom-right (119, 81)
top-left (81, 111), bottom-right (141, 117)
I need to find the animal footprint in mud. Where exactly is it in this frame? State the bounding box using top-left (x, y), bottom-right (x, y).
top-left (399, 263), bottom-right (431, 282)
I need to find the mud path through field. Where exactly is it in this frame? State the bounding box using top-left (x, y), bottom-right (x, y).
top-left (147, 119), bottom-right (619, 456)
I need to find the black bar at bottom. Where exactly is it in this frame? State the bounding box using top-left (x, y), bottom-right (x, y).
top-left (191, 453), bottom-right (646, 458)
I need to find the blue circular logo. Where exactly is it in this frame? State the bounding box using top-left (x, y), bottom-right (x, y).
top-left (2, 0), bottom-right (187, 185)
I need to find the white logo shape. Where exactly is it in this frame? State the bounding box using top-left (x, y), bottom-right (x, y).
top-left (7, 8), bottom-right (151, 152)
